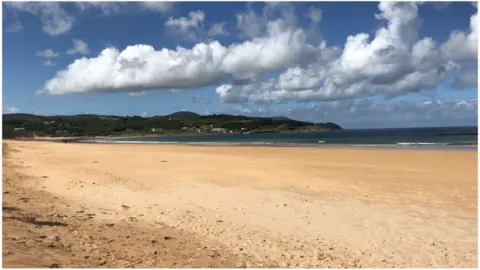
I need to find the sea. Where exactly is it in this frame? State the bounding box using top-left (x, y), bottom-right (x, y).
top-left (85, 126), bottom-right (478, 150)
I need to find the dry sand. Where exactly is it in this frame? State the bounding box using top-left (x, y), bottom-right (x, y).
top-left (2, 140), bottom-right (478, 268)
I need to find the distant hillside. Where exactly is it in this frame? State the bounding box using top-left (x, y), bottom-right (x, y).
top-left (165, 111), bottom-right (201, 119)
top-left (3, 111), bottom-right (342, 138)
top-left (271, 116), bottom-right (292, 121)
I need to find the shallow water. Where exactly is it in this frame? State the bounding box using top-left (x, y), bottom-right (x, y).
top-left (88, 126), bottom-right (478, 150)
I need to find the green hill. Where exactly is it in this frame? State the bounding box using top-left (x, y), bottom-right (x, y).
top-left (165, 111), bottom-right (201, 119)
top-left (2, 112), bottom-right (342, 138)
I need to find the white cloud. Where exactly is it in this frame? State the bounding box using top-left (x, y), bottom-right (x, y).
top-left (440, 12), bottom-right (478, 62)
top-left (39, 18), bottom-right (315, 95)
top-left (6, 2), bottom-right (174, 36)
top-left (216, 84), bottom-right (250, 104)
top-left (129, 91), bottom-right (147, 97)
top-left (208, 22), bottom-right (229, 37)
top-left (139, 2), bottom-right (174, 13)
top-left (75, 2), bottom-right (174, 15)
top-left (5, 21), bottom-right (24, 33)
top-left (236, 7), bottom-right (265, 39)
top-left (451, 70), bottom-right (478, 89)
top-left (3, 105), bottom-right (20, 114)
top-left (37, 49), bottom-right (60, 58)
top-left (232, 105), bottom-right (251, 114)
top-left (66, 39), bottom-right (90, 55)
top-left (43, 60), bottom-right (56, 67)
top-left (165, 10), bottom-right (205, 41)
top-left (7, 2), bottom-right (75, 36)
top-left (217, 2), bottom-right (478, 103)
top-left (306, 7), bottom-right (322, 23)
top-left (39, 1), bottom-right (478, 105)
top-left (235, 2), bottom-right (296, 40)
top-left (75, 2), bottom-right (125, 15)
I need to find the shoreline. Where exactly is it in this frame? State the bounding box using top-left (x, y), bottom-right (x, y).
top-left (29, 129), bottom-right (338, 141)
top-left (13, 138), bottom-right (478, 151)
top-left (20, 126), bottom-right (477, 151)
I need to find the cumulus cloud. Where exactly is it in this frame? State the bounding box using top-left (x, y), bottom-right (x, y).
top-left (43, 60), bottom-right (56, 67)
top-left (208, 22), bottom-right (229, 36)
top-left (39, 1), bottom-right (477, 105)
top-left (66, 39), bottom-right (90, 55)
top-left (232, 105), bottom-right (252, 114)
top-left (306, 7), bottom-right (322, 23)
top-left (75, 2), bottom-right (126, 15)
top-left (165, 10), bottom-right (205, 41)
top-left (37, 48), bottom-right (60, 58)
top-left (450, 70), bottom-right (478, 89)
top-left (3, 105), bottom-right (20, 114)
top-left (235, 2), bottom-right (296, 39)
top-left (440, 12), bottom-right (478, 62)
top-left (75, 2), bottom-right (174, 15)
top-left (6, 2), bottom-right (174, 36)
top-left (139, 2), bottom-right (174, 13)
top-left (5, 21), bottom-right (24, 33)
top-left (6, 2), bottom-right (75, 36)
top-left (236, 7), bottom-right (265, 39)
top-left (217, 2), bottom-right (478, 103)
top-left (39, 17), bottom-right (315, 95)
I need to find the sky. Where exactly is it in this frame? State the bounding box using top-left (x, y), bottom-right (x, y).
top-left (2, 1), bottom-right (478, 129)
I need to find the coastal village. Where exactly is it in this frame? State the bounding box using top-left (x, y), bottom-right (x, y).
top-left (3, 112), bottom-right (341, 138)
top-left (11, 121), bottom-right (254, 137)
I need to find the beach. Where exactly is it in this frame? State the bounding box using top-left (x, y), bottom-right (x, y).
top-left (2, 140), bottom-right (477, 267)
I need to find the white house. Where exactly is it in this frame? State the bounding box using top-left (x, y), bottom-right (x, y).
top-left (211, 128), bottom-right (227, 133)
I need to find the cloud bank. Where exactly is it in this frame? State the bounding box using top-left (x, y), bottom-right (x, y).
top-left (228, 98), bottom-right (478, 129)
top-left (3, 105), bottom-right (20, 114)
top-left (6, 2), bottom-right (174, 36)
top-left (7, 2), bottom-right (75, 36)
top-left (38, 2), bottom-right (477, 106)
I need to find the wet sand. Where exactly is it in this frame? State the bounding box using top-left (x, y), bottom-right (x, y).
top-left (2, 140), bottom-right (477, 267)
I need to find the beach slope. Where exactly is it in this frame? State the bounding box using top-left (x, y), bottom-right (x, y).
top-left (2, 141), bottom-right (477, 267)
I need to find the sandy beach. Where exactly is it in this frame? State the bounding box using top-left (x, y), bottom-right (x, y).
top-left (2, 140), bottom-right (477, 268)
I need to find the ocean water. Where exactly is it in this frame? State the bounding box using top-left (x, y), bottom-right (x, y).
top-left (89, 126), bottom-right (478, 150)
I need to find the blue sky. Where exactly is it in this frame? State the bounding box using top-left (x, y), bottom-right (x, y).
top-left (2, 1), bottom-right (478, 128)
